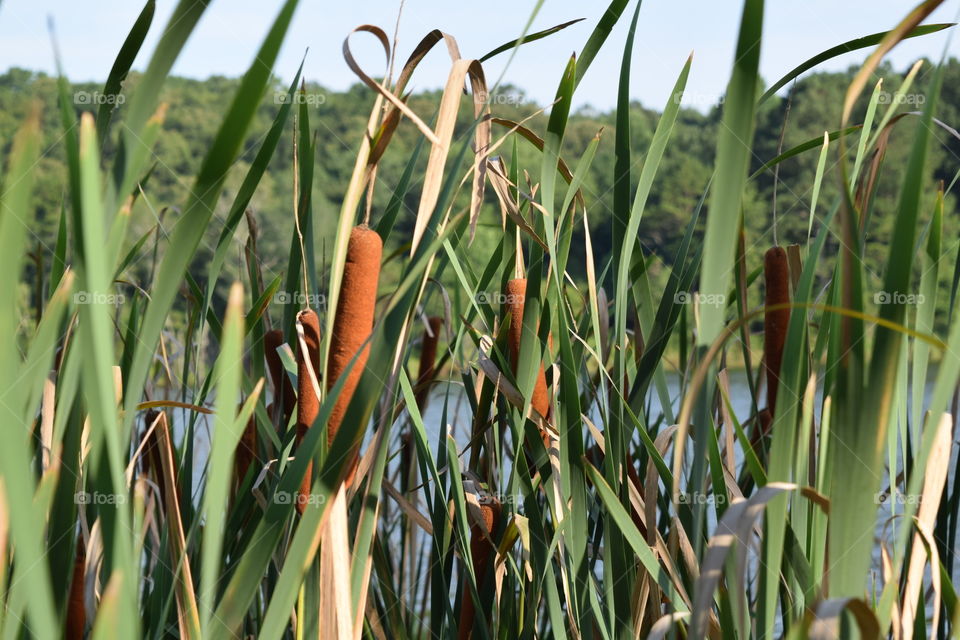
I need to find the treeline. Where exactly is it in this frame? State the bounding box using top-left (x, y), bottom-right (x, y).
top-left (1, 58), bottom-right (957, 315)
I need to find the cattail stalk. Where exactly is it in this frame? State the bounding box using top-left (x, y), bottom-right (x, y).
top-left (234, 413), bottom-right (258, 488)
top-left (763, 246), bottom-right (790, 416)
top-left (458, 495), bottom-right (502, 640)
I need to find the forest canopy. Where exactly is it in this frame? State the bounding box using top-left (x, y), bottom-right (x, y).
top-left (3, 58), bottom-right (956, 317)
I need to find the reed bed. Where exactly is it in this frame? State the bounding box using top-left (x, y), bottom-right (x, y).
top-left (0, 0), bottom-right (959, 638)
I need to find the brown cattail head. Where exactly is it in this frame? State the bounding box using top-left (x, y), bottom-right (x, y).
top-left (504, 278), bottom-right (527, 367)
top-left (295, 309), bottom-right (322, 514)
top-left (65, 537), bottom-right (86, 640)
top-left (763, 247), bottom-right (790, 415)
top-left (327, 226), bottom-right (382, 485)
top-left (458, 494), bottom-right (503, 640)
top-left (504, 278), bottom-right (549, 420)
top-left (399, 430), bottom-right (416, 490)
top-left (234, 413), bottom-right (257, 488)
top-left (264, 329), bottom-right (296, 427)
top-left (414, 316), bottom-right (443, 412)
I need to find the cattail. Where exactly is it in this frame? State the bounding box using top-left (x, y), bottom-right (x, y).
top-left (458, 495), bottom-right (502, 640)
top-left (763, 246), bottom-right (790, 417)
top-left (264, 329), bottom-right (296, 427)
top-left (65, 538), bottom-right (85, 640)
top-left (504, 278), bottom-right (550, 420)
top-left (326, 225), bottom-right (382, 485)
top-left (414, 316), bottom-right (443, 412)
top-left (234, 413), bottom-right (257, 488)
top-left (295, 309), bottom-right (322, 515)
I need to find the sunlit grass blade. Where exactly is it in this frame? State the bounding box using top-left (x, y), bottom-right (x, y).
top-left (199, 283), bottom-right (251, 633)
top-left (828, 31), bottom-right (944, 598)
top-left (203, 60), bottom-right (304, 330)
top-left (96, 0), bottom-right (155, 144)
top-left (122, 0), bottom-right (301, 440)
top-left (75, 113), bottom-right (138, 637)
top-left (113, 0), bottom-right (209, 197)
top-left (480, 18), bottom-right (584, 62)
top-left (758, 21), bottom-right (951, 104)
top-left (0, 106), bottom-right (59, 640)
top-left (698, 0), bottom-right (763, 346)
top-left (574, 0), bottom-right (630, 87)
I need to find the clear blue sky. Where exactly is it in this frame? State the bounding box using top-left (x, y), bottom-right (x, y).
top-left (0, 1), bottom-right (957, 111)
